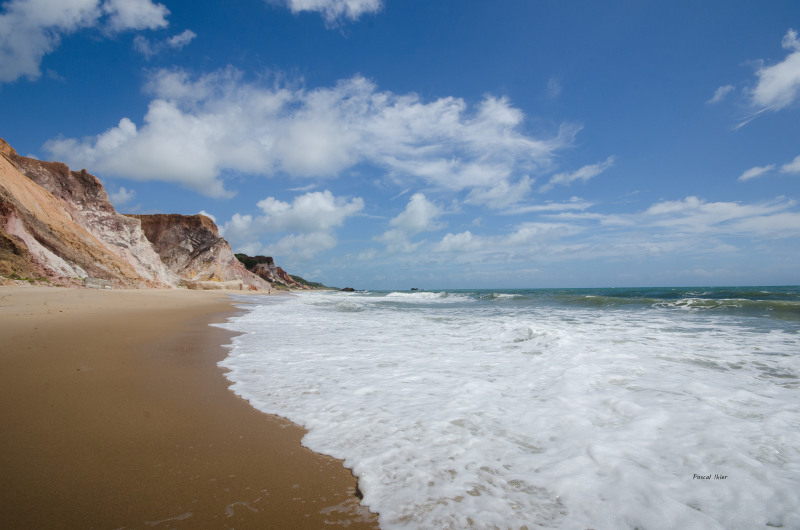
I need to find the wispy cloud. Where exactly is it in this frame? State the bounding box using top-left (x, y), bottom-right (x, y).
top-left (738, 164), bottom-right (775, 181)
top-left (539, 156), bottom-right (615, 193)
top-left (503, 197), bottom-right (593, 215)
top-left (428, 196), bottom-right (800, 267)
top-left (270, 0), bottom-right (382, 26)
top-left (134, 29), bottom-right (196, 58)
top-left (707, 84), bottom-right (734, 104)
top-left (736, 154), bottom-right (800, 180)
top-left (546, 76), bottom-right (562, 99)
top-left (0, 0), bottom-right (169, 84)
top-left (780, 154), bottom-right (800, 174)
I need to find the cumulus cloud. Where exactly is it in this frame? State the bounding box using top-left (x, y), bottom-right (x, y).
top-left (434, 231), bottom-right (481, 253)
top-left (134, 28), bottom-right (196, 58)
top-left (219, 190), bottom-right (363, 261)
top-left (738, 164), bottom-right (775, 181)
top-left (109, 185), bottom-right (135, 204)
top-left (539, 156), bottom-right (615, 192)
top-left (749, 28), bottom-right (800, 110)
top-left (389, 193), bottom-right (444, 234)
top-left (708, 84), bottom-right (734, 104)
top-left (45, 68), bottom-right (577, 197)
top-left (376, 193), bottom-right (445, 253)
top-left (0, 0), bottom-right (169, 83)
top-left (197, 209), bottom-right (216, 222)
top-left (263, 231), bottom-right (339, 261)
top-left (272, 0), bottom-right (382, 25)
top-left (255, 190), bottom-right (365, 232)
top-left (102, 0), bottom-right (167, 32)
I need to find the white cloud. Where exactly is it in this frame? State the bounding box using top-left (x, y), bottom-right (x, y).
top-left (134, 28), bottom-right (196, 58)
top-left (262, 231), bottom-right (338, 261)
top-left (781, 154), bottom-right (800, 174)
top-left (102, 0), bottom-right (167, 32)
top-left (0, 0), bottom-right (169, 83)
top-left (640, 196), bottom-right (800, 237)
top-left (389, 193), bottom-right (444, 234)
top-left (504, 222), bottom-right (577, 246)
top-left (504, 197), bottom-right (592, 215)
top-left (220, 190), bottom-right (363, 262)
top-left (109, 185), bottom-right (135, 204)
top-left (434, 231), bottom-right (481, 253)
top-left (197, 209), bottom-right (216, 223)
top-left (45, 69), bottom-right (577, 197)
top-left (255, 190), bottom-right (365, 232)
top-left (375, 193), bottom-right (445, 253)
top-left (708, 84), bottom-right (734, 104)
top-left (375, 228), bottom-right (423, 254)
top-left (420, 195), bottom-right (800, 269)
top-left (465, 175), bottom-right (533, 209)
top-left (738, 164), bottom-right (775, 181)
top-left (274, 0), bottom-right (382, 25)
top-left (167, 28), bottom-right (195, 48)
top-left (539, 156), bottom-right (615, 192)
top-left (750, 29), bottom-right (800, 110)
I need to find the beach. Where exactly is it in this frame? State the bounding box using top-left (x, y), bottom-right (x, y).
top-left (0, 286), bottom-right (378, 529)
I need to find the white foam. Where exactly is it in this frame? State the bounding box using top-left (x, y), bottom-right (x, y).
top-left (218, 291), bottom-right (800, 529)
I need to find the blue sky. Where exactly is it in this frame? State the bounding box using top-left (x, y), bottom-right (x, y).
top-left (1, 0), bottom-right (799, 289)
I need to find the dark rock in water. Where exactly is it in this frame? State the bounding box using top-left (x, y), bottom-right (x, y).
top-left (341, 287), bottom-right (355, 292)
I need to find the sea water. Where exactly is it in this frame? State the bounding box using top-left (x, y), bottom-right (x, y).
top-left (217, 287), bottom-right (800, 529)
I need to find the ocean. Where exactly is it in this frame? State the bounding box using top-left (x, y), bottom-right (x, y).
top-left (217, 286), bottom-right (800, 529)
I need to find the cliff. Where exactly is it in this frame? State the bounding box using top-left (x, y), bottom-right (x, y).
top-left (129, 214), bottom-right (272, 291)
top-left (234, 254), bottom-right (306, 289)
top-left (0, 139), bottom-right (171, 287)
top-left (0, 137), bottom-right (292, 291)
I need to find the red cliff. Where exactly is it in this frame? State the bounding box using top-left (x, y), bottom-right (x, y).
top-left (129, 214), bottom-right (272, 291)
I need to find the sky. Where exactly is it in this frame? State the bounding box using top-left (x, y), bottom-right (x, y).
top-left (1, 0), bottom-right (799, 289)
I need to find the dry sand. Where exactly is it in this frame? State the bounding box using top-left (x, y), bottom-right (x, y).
top-left (0, 286), bottom-right (379, 529)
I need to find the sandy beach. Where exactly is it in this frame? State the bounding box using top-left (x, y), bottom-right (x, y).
top-left (0, 286), bottom-right (378, 529)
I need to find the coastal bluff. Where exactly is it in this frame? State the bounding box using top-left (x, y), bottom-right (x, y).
top-left (234, 254), bottom-right (308, 290)
top-left (0, 137), bottom-right (276, 290)
top-left (128, 213), bottom-right (271, 291)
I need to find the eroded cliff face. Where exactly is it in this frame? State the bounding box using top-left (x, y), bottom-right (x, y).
top-left (1, 138), bottom-right (287, 291)
top-left (129, 214), bottom-right (272, 291)
top-left (4, 142), bottom-right (177, 287)
top-left (0, 138), bottom-right (169, 287)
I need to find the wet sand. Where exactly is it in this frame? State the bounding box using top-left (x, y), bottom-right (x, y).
top-left (0, 286), bottom-right (379, 529)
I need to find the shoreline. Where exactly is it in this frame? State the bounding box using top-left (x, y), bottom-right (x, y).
top-left (0, 286), bottom-right (378, 529)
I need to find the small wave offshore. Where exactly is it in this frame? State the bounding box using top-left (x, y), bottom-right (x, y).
top-left (218, 286), bottom-right (800, 529)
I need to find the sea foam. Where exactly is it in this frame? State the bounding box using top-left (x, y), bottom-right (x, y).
top-left (218, 289), bottom-right (800, 529)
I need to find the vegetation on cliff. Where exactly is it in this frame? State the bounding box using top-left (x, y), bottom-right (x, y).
top-left (234, 253), bottom-right (332, 290)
